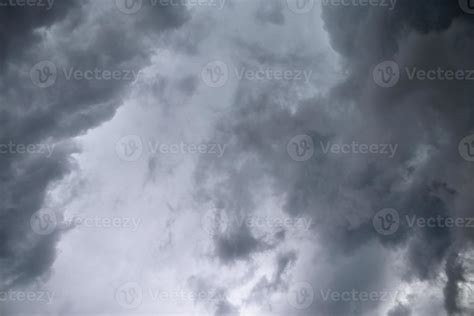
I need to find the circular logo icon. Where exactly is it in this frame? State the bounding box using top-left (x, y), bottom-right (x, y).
top-left (201, 208), bottom-right (229, 236)
top-left (287, 281), bottom-right (314, 309)
top-left (30, 61), bottom-right (57, 88)
top-left (30, 209), bottom-right (58, 235)
top-left (373, 208), bottom-right (400, 236)
top-left (115, 135), bottom-right (143, 162)
top-left (286, 0), bottom-right (315, 14)
top-left (459, 134), bottom-right (474, 162)
top-left (201, 61), bottom-right (229, 88)
top-left (115, 282), bottom-right (143, 309)
top-left (287, 135), bottom-right (314, 162)
top-left (459, 0), bottom-right (474, 14)
top-left (373, 61), bottom-right (400, 88)
top-left (115, 0), bottom-right (143, 14)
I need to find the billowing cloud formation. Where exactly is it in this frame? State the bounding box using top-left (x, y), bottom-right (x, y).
top-left (193, 1), bottom-right (474, 315)
top-left (0, 0), bottom-right (189, 292)
top-left (2, 0), bottom-right (474, 315)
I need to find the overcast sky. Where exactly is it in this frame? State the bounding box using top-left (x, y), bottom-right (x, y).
top-left (1, 0), bottom-right (474, 315)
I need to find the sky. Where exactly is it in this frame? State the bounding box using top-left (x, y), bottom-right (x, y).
top-left (1, 0), bottom-right (474, 315)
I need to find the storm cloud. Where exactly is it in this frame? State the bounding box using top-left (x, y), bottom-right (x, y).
top-left (2, 0), bottom-right (474, 315)
top-left (0, 0), bottom-right (188, 294)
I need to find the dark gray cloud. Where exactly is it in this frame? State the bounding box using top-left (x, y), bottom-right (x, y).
top-left (0, 0), bottom-right (80, 72)
top-left (193, 1), bottom-right (474, 315)
top-left (214, 224), bottom-right (272, 264)
top-left (3, 1), bottom-right (474, 315)
top-left (0, 0), bottom-right (189, 295)
top-left (388, 303), bottom-right (412, 316)
top-left (246, 250), bottom-right (297, 305)
top-left (321, 2), bottom-right (474, 314)
top-left (444, 252), bottom-right (466, 315)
